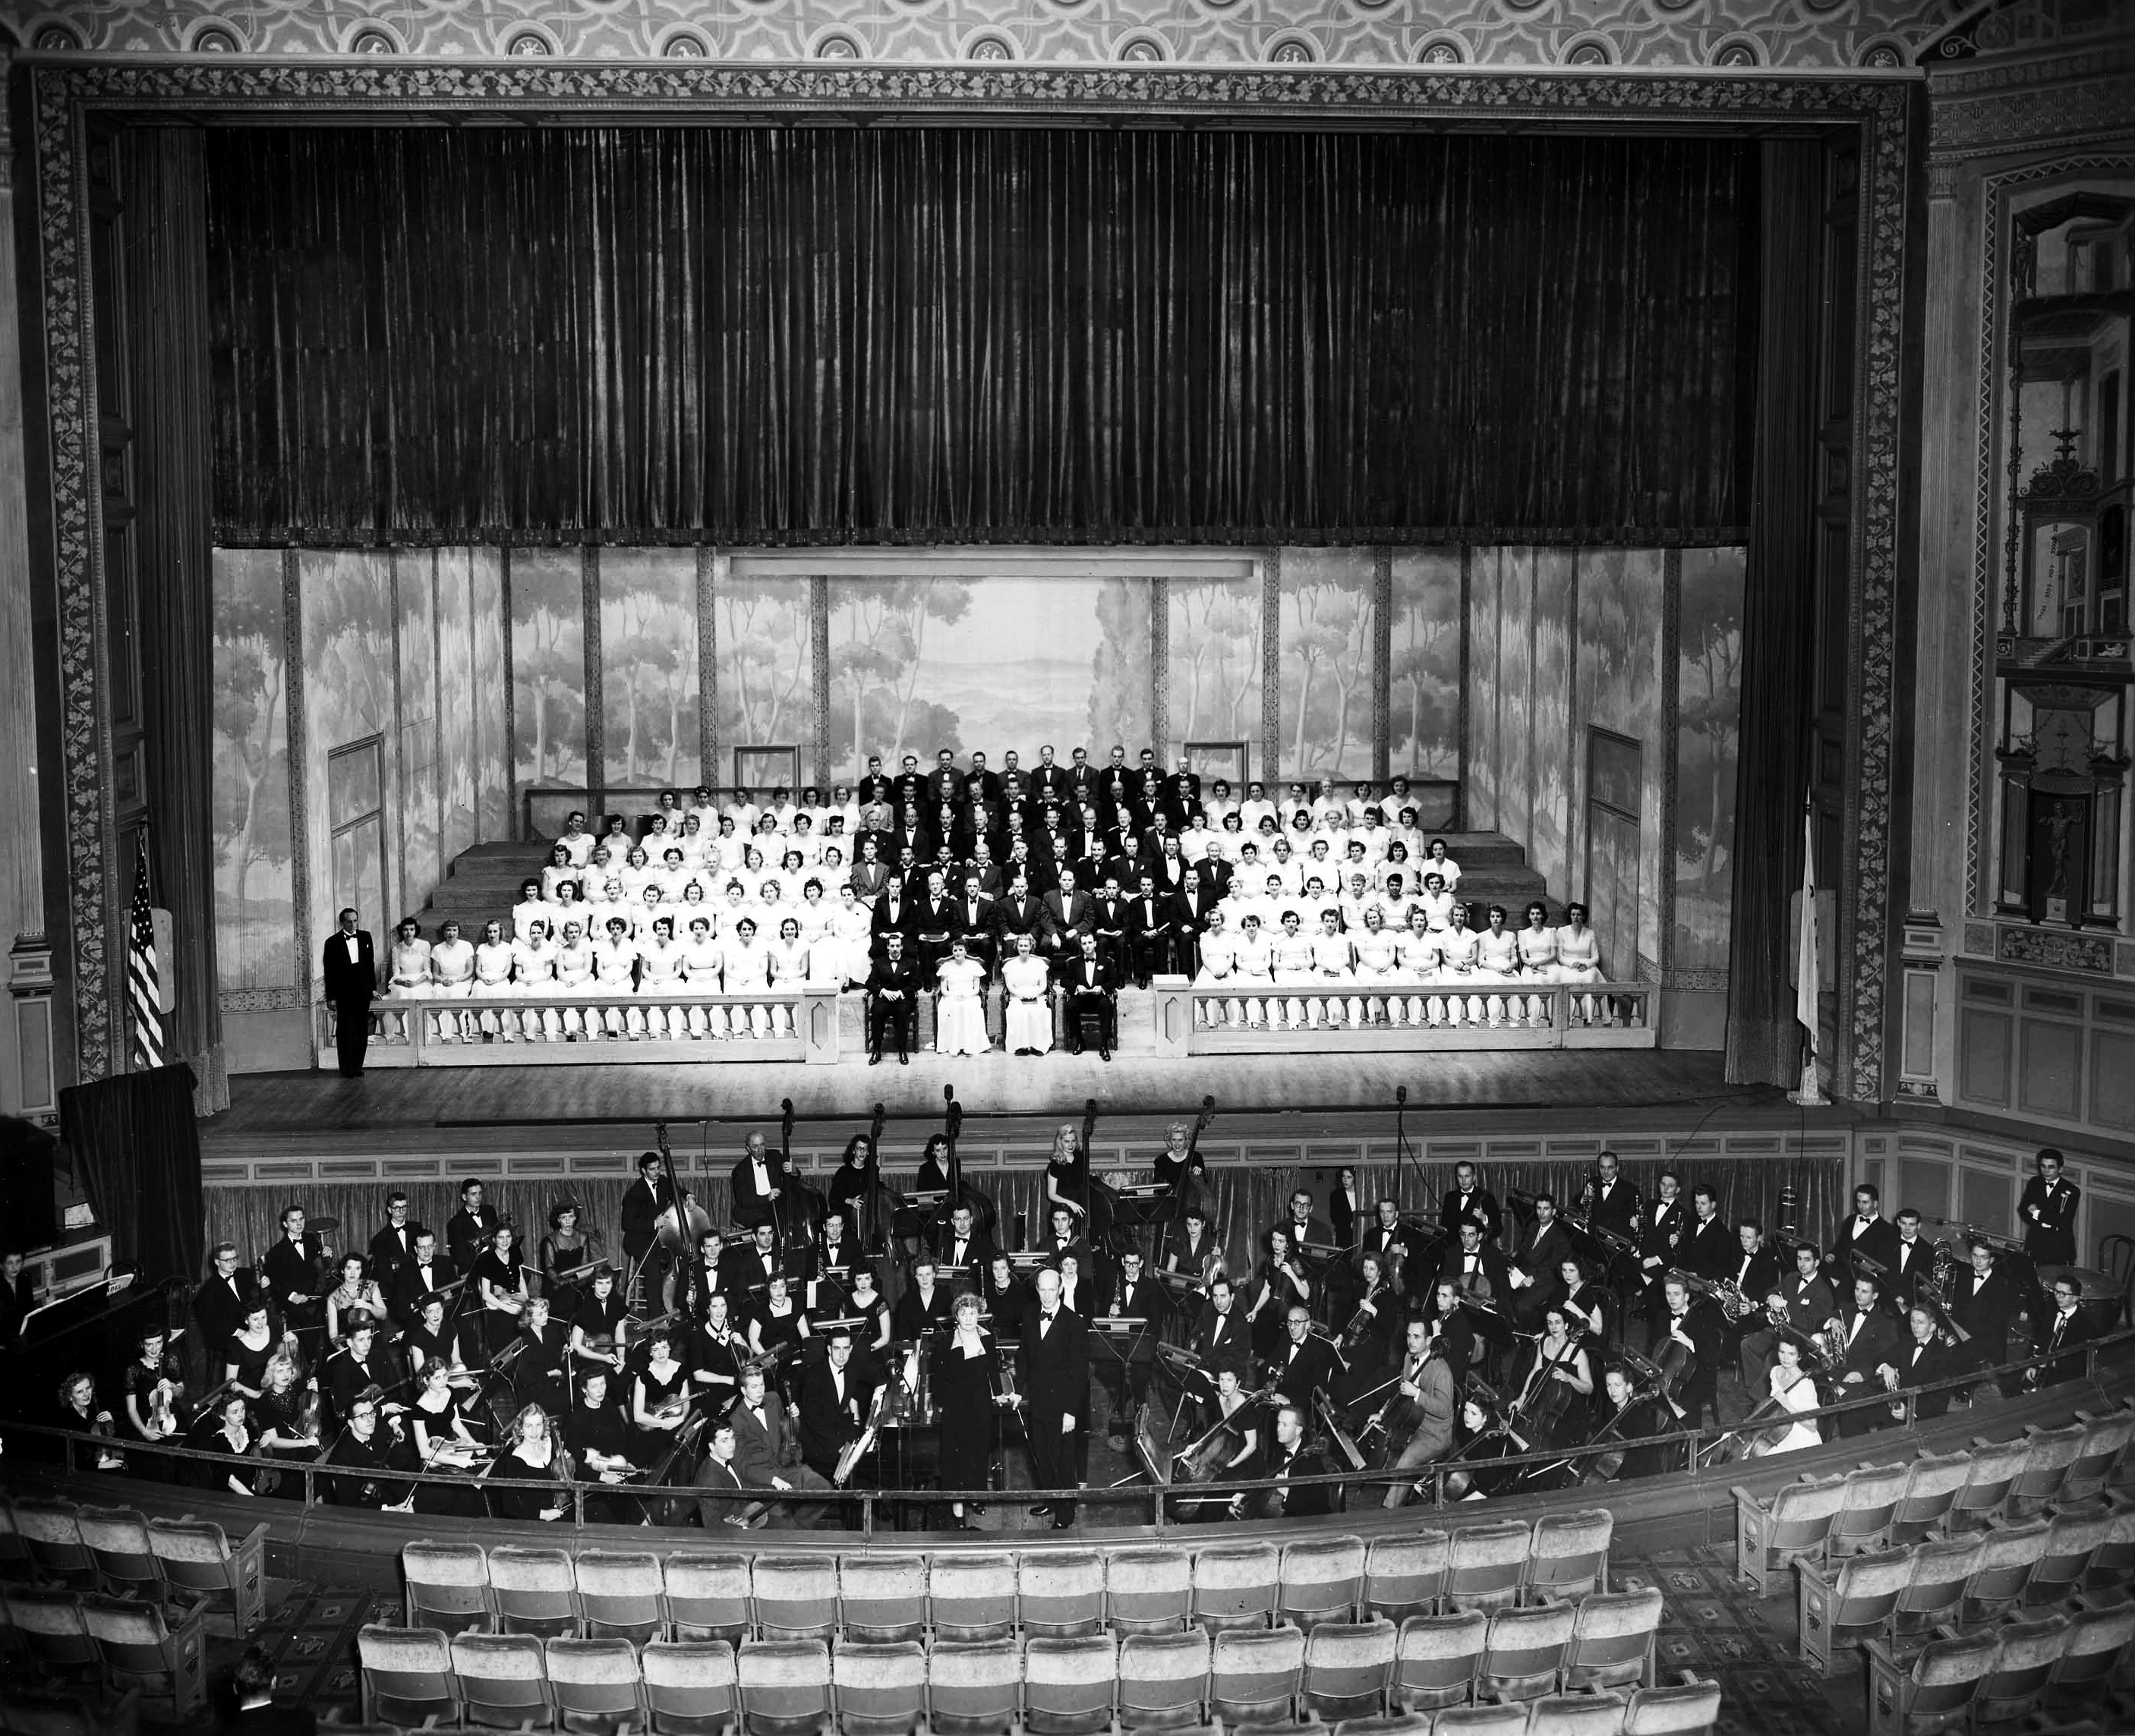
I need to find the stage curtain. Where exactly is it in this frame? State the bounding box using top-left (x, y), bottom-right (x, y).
top-left (60, 1064), bottom-right (207, 1286)
top-left (1725, 141), bottom-right (1825, 1087)
top-left (124, 130), bottom-right (228, 1109)
top-left (206, 128), bottom-right (1755, 547)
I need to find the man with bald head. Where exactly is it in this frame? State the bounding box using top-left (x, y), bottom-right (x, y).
top-left (1018, 1267), bottom-right (1090, 1530)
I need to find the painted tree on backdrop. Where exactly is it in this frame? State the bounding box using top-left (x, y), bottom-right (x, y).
top-left (718, 579), bottom-right (812, 765)
top-left (1676, 559), bottom-right (1742, 967)
top-left (827, 577), bottom-right (972, 768)
top-left (607, 575), bottom-right (701, 786)
top-left (1087, 577), bottom-right (1149, 749)
top-left (1389, 562), bottom-right (1459, 780)
top-left (212, 562), bottom-right (292, 991)
top-left (512, 567), bottom-right (585, 788)
top-left (1170, 577), bottom-right (1262, 745)
top-left (1282, 563), bottom-right (1374, 777)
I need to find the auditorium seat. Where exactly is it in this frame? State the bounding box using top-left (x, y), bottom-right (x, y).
top-left (1794, 1547), bottom-right (1911, 1676)
top-left (1559, 1587), bottom-right (1662, 1693)
top-left (546, 1635), bottom-right (647, 1734)
top-left (1207, 1623), bottom-right (1305, 1725)
top-left (1392, 1611), bottom-right (1487, 1713)
top-left (357, 1624), bottom-right (459, 1727)
top-left (1863, 1627), bottom-right (1998, 1736)
top-left (1890, 1453), bottom-right (1973, 1545)
top-left (737, 1636), bottom-right (833, 1736)
top-left (1975, 1613), bottom-right (2071, 1724)
top-left (831, 1638), bottom-right (926, 1736)
top-left (1446, 1522), bottom-right (1532, 1614)
top-left (0, 1681), bottom-right (141, 1736)
top-left (2012, 1423), bottom-right (2089, 1515)
top-left (1891, 1535), bottom-right (1982, 1638)
top-left (573, 1549), bottom-right (667, 1645)
top-left (663, 1551), bottom-right (752, 1643)
top-left (1299, 1618), bottom-right (1395, 1721)
top-left (839, 1554), bottom-right (926, 1643)
top-left (1108, 1546), bottom-right (1192, 1635)
top-left (929, 1555), bottom-right (1016, 1643)
top-left (490, 1544), bottom-right (582, 1639)
top-left (2031, 1501), bottom-right (2116, 1604)
top-left (1827, 1463), bottom-right (1913, 1560)
top-left (2050, 1594), bottom-right (2135, 1706)
top-left (1191, 1540), bottom-right (1282, 1631)
top-left (1623, 1675), bottom-right (1722, 1736)
top-left (1429, 1706), bottom-right (1526, 1735)
top-left (1330, 1713), bottom-right (1433, 1736)
top-left (1949, 1438), bottom-right (2033, 1532)
top-left (402, 1539), bottom-right (495, 1636)
top-left (1525, 1691), bottom-right (1629, 1736)
top-left (1477, 1602), bottom-right (1575, 1704)
top-left (2067, 1404), bottom-right (2135, 1503)
top-left (930, 1636), bottom-right (1025, 1736)
top-left (0, 1496), bottom-right (33, 1582)
top-left (80, 1593), bottom-right (207, 1724)
top-left (1020, 1634), bottom-right (1114, 1734)
top-left (6, 1587), bottom-right (99, 1678)
top-left (1732, 1476), bottom-right (1847, 1596)
top-left (1280, 1536), bottom-right (1367, 1632)
top-left (13, 1498), bottom-right (94, 1589)
top-left (639, 1637), bottom-right (739, 1736)
top-left (1363, 1533), bottom-right (1451, 1622)
top-left (1116, 1628), bottom-right (1209, 1732)
top-left (1526, 1511), bottom-right (1613, 1605)
top-left (71, 1508), bottom-right (160, 1605)
top-left (1964, 1518), bottom-right (2051, 1621)
top-left (2089, 1492), bottom-right (2135, 1589)
top-left (146, 1514), bottom-right (268, 1636)
top-left (752, 1556), bottom-right (839, 1643)
top-left (451, 1630), bottom-right (554, 1730)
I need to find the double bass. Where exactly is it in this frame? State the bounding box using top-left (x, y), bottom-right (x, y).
top-left (1068, 1097), bottom-right (1124, 1255)
top-left (774, 1098), bottom-right (828, 1255)
top-left (651, 1123), bottom-right (714, 1319)
top-left (937, 1086), bottom-right (998, 1243)
top-left (1156, 1096), bottom-right (1217, 1272)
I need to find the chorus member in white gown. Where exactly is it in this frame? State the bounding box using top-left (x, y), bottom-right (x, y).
top-left (428, 918), bottom-right (476, 1043)
top-left (1416, 872), bottom-right (1456, 933)
top-left (627, 886), bottom-right (669, 947)
top-left (1556, 902), bottom-right (1605, 1026)
top-left (654, 846), bottom-right (695, 903)
top-left (553, 918), bottom-right (598, 1039)
top-left (545, 881), bottom-right (590, 947)
top-left (620, 845), bottom-right (659, 901)
top-left (1269, 910), bottom-right (1317, 1029)
top-left (471, 919), bottom-right (518, 1041)
top-left (675, 813), bottom-right (711, 871)
top-left (1758, 1337), bottom-right (1823, 1455)
top-left (511, 877), bottom-right (548, 944)
top-left (726, 917), bottom-right (771, 1038)
top-left (768, 918), bottom-right (808, 1036)
top-left (635, 915), bottom-right (687, 1039)
top-left (539, 842), bottom-right (579, 903)
top-left (1192, 909), bottom-right (1243, 1027)
top-left (382, 917), bottom-right (431, 1043)
top-left (1231, 913), bottom-right (1275, 1029)
top-left (680, 915), bottom-right (727, 1039)
top-left (1421, 837), bottom-right (1462, 892)
top-left (1308, 909), bottom-right (1355, 1027)
top-left (1434, 906), bottom-right (1484, 1027)
top-left (591, 916), bottom-right (639, 1038)
top-left (827, 884), bottom-right (873, 988)
top-left (557, 811), bottom-right (594, 870)
top-left (1474, 906), bottom-right (1521, 1028)
top-left (1001, 934), bottom-right (1054, 1054)
top-left (1516, 901), bottom-right (1561, 1028)
top-left (933, 941), bottom-right (989, 1057)
top-left (512, 920), bottom-right (560, 1041)
top-left (1392, 909), bottom-right (1438, 1026)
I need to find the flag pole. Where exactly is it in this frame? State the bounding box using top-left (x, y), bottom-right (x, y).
top-left (1789, 792), bottom-right (1826, 1107)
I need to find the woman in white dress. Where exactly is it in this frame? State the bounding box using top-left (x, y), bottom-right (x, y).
top-left (553, 918), bottom-right (598, 1039)
top-left (1269, 909), bottom-right (1317, 1029)
top-left (1416, 871), bottom-right (1456, 934)
top-left (1349, 907), bottom-right (1399, 1026)
top-left (1474, 905), bottom-right (1522, 1028)
top-left (1516, 900), bottom-right (1561, 1029)
top-left (1190, 909), bottom-right (1241, 1027)
top-left (826, 883), bottom-right (874, 989)
top-left (512, 918), bottom-right (561, 1041)
top-left (933, 940), bottom-right (989, 1057)
top-left (471, 919), bottom-right (518, 1041)
top-left (1231, 912), bottom-right (1276, 1029)
top-left (1755, 1335), bottom-right (1824, 1455)
top-left (1310, 909), bottom-right (1356, 1028)
top-left (679, 915), bottom-right (727, 1040)
top-left (591, 915), bottom-right (639, 1038)
top-left (620, 845), bottom-right (659, 902)
top-left (1556, 901), bottom-right (1605, 1026)
top-left (1435, 905), bottom-right (1484, 1027)
top-left (768, 917), bottom-right (808, 1036)
top-left (796, 877), bottom-right (837, 980)
top-left (635, 914), bottom-right (687, 1039)
top-left (539, 842), bottom-right (579, 903)
top-left (726, 917), bottom-right (771, 1038)
top-left (1392, 908), bottom-right (1437, 1026)
top-left (675, 812), bottom-right (711, 871)
top-left (1001, 934), bottom-right (1054, 1054)
top-left (427, 918), bottom-right (476, 1043)
top-left (382, 917), bottom-right (431, 1043)
top-left (1421, 836), bottom-right (1462, 892)
top-left (511, 877), bottom-right (549, 944)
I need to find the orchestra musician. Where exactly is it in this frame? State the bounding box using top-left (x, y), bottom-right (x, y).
top-left (929, 1293), bottom-right (1017, 1529)
top-left (894, 1258), bottom-right (954, 1340)
top-left (367, 1192), bottom-right (423, 1290)
top-left (1828, 1184), bottom-right (1900, 1281)
top-left (1504, 1194), bottom-right (1572, 1330)
top-left (1553, 1256), bottom-right (1611, 1347)
top-left (618, 1152), bottom-right (677, 1305)
top-left (1268, 1306), bottom-right (1338, 1411)
top-left (1588, 1364), bottom-right (1677, 1479)
top-left (1717, 1220), bottom-right (1783, 1369)
top-left (1885, 1209), bottom-right (1937, 1308)
top-left (1506, 1303), bottom-right (1594, 1451)
top-left (721, 1223), bottom-right (782, 1303)
top-left (983, 1256), bottom-right (1030, 1340)
top-left (566, 1372), bottom-right (642, 1525)
top-left (1232, 1404), bottom-right (1332, 1520)
top-left (691, 1418), bottom-right (761, 1531)
top-left (1947, 1239), bottom-right (2018, 1372)
top-left (629, 1328), bottom-right (693, 1465)
top-left (730, 1131), bottom-right (790, 1234)
top-left (1439, 1163), bottom-right (1502, 1244)
top-left (928, 1203), bottom-right (996, 1285)
top-left (1829, 1273), bottom-right (1904, 1437)
top-left (1658, 1275), bottom-right (1723, 1429)
top-left (1249, 1230), bottom-right (1313, 1365)
top-left (1153, 1120), bottom-right (1206, 1204)
top-left (121, 1327), bottom-right (185, 1445)
top-left (194, 1242), bottom-right (267, 1354)
top-left (388, 1230), bottom-right (458, 1332)
top-left (2030, 1272), bottom-right (2099, 1389)
top-left (469, 1221), bottom-right (530, 1355)
top-left (323, 1316), bottom-right (400, 1434)
top-left (1740, 1242), bottom-right (1831, 1394)
top-left (1379, 1320), bottom-right (1459, 1508)
top-left (1328, 1167), bottom-right (1363, 1249)
top-left (1637, 1171), bottom-right (1689, 1344)
top-left (570, 1265), bottom-right (630, 1397)
top-left (2019, 1148), bottom-right (2080, 1268)
top-left (1020, 1269), bottom-right (1089, 1530)
top-left (1165, 1205), bottom-right (1222, 1293)
top-left (1099, 1248), bottom-right (1161, 1447)
top-left (325, 1388), bottom-right (413, 1511)
top-left (811, 1211), bottom-right (860, 1312)
top-left (1193, 1274), bottom-right (1251, 1388)
top-left (1440, 1219), bottom-right (1510, 1306)
top-left (512, 1293), bottom-right (570, 1414)
top-left (1359, 1199), bottom-right (1424, 1297)
top-left (444, 1179), bottom-right (496, 1274)
top-left (1579, 1150), bottom-right (1641, 1237)
top-left (261, 1205), bottom-right (332, 1364)
top-left (1678, 1187), bottom-right (1734, 1281)
top-left (1423, 1278), bottom-right (1479, 1381)
top-left (1884, 1304), bottom-right (1961, 1421)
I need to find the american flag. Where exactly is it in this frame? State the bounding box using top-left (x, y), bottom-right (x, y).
top-left (128, 829), bottom-right (164, 1069)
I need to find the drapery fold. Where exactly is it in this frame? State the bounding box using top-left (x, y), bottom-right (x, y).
top-left (61, 1065), bottom-right (207, 1286)
top-left (207, 127), bottom-right (1757, 545)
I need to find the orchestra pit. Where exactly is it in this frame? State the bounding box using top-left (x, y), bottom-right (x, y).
top-left (0, 5), bottom-right (2132, 1735)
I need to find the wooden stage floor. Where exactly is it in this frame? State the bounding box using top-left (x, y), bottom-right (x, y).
top-left (201, 1046), bottom-right (1831, 1160)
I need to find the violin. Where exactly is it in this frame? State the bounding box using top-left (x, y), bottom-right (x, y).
top-left (1339, 1281), bottom-right (1388, 1354)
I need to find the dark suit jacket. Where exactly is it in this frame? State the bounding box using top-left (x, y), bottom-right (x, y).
top-left (1194, 1303), bottom-right (1251, 1372)
top-left (1175, 882), bottom-right (1226, 937)
top-left (368, 1220), bottom-right (424, 1287)
top-left (444, 1208), bottom-right (494, 1276)
top-left (1830, 1213), bottom-right (1902, 1278)
top-left (1834, 1306), bottom-right (1904, 1387)
top-left (1045, 890), bottom-right (1096, 946)
top-left (796, 1363), bottom-right (869, 1468)
top-left (1509, 1218), bottom-right (1572, 1286)
top-left (1893, 1336), bottom-right (1962, 1419)
top-left (1885, 1237), bottom-right (1938, 1305)
top-left (322, 929), bottom-right (377, 1003)
top-left (731, 1391), bottom-right (804, 1486)
top-left (729, 1152), bottom-right (790, 1230)
top-left (1268, 1334), bottom-right (1336, 1404)
top-left (192, 1268), bottom-right (266, 1350)
top-left (927, 1230), bottom-right (998, 1281)
top-left (1639, 1199), bottom-right (1692, 1278)
top-left (1715, 1246), bottom-right (1783, 1309)
top-left (1056, 953), bottom-right (1115, 998)
top-left (992, 895), bottom-right (1051, 950)
top-left (260, 1234), bottom-right (330, 1312)
top-left (1017, 1306), bottom-right (1090, 1427)
top-left (1440, 1189), bottom-right (1503, 1242)
top-left (1583, 1177), bottom-right (1641, 1237)
top-left (867, 952), bottom-right (922, 1005)
top-left (1773, 1271), bottom-right (1837, 1334)
top-left (1256, 1444), bottom-right (1334, 1517)
top-left (2019, 1177), bottom-right (2081, 1265)
top-left (1679, 1217), bottom-right (1737, 1283)
top-left (388, 1256), bottom-right (460, 1329)
top-left (1440, 1244), bottom-right (1512, 1303)
top-left (2034, 1304), bottom-right (2099, 1386)
top-left (870, 894), bottom-right (913, 947)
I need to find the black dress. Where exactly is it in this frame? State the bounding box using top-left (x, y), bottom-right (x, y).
top-left (468, 1249), bottom-right (523, 1353)
top-left (402, 1320), bottom-right (458, 1378)
top-left (1250, 1263), bottom-right (1307, 1363)
top-left (631, 1361), bottom-right (691, 1464)
top-left (251, 1385), bottom-right (318, 1496)
top-left (408, 1393), bottom-right (486, 1516)
top-left (485, 1443), bottom-right (563, 1522)
top-left (223, 1329), bottom-right (277, 1394)
top-left (928, 1328), bottom-right (1003, 1492)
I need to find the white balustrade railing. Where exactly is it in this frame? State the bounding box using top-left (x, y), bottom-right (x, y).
top-left (1149, 976), bottom-right (1655, 1054)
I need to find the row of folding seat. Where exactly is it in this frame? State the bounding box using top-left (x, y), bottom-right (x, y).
top-left (0, 1586), bottom-right (210, 1725)
top-left (0, 1493), bottom-right (269, 1635)
top-left (1862, 1595), bottom-right (2135, 1732)
top-left (358, 1605), bottom-right (1711, 1736)
top-left (1733, 1404), bottom-right (2135, 1596)
top-left (402, 1517), bottom-right (1617, 1646)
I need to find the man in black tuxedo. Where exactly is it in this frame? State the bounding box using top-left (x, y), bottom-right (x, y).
top-left (193, 1243), bottom-right (265, 1353)
top-left (1439, 1164), bottom-right (1502, 1244)
top-left (322, 906), bottom-right (378, 1077)
top-left (992, 876), bottom-right (1051, 959)
top-left (951, 881), bottom-right (999, 975)
top-left (1578, 1152), bottom-right (1641, 1239)
top-left (867, 935), bottom-right (920, 1064)
top-left (1160, 755), bottom-right (1202, 830)
top-left (1886, 1304), bottom-right (1962, 1422)
top-left (736, 1363), bottom-right (836, 1527)
top-left (1057, 932), bottom-right (1116, 1059)
top-left (1716, 1219), bottom-right (1783, 1378)
top-left (1020, 1268), bottom-right (1089, 1528)
top-left (1657, 1275), bottom-right (1727, 1430)
top-left (1885, 1209), bottom-right (1938, 1309)
top-left (1828, 1185), bottom-right (1900, 1284)
top-left (856, 754), bottom-right (894, 808)
top-left (1361, 1198), bottom-right (1424, 1296)
top-left (2030, 1271), bottom-right (2099, 1388)
top-left (963, 750), bottom-right (1004, 809)
top-left (1174, 874), bottom-right (1228, 975)
top-left (928, 1203), bottom-right (996, 1287)
top-left (1030, 744), bottom-right (1074, 811)
top-left (1505, 1194), bottom-right (1573, 1330)
top-left (388, 1229), bottom-right (458, 1331)
top-left (1193, 1274), bottom-right (1251, 1378)
top-left (1638, 1171), bottom-right (1691, 1344)
top-left (1829, 1273), bottom-right (1903, 1437)
top-left (443, 1179), bottom-right (494, 1274)
top-left (796, 1333), bottom-right (875, 1497)
top-left (1948, 1239), bottom-right (2019, 1372)
top-left (910, 871), bottom-right (956, 980)
top-left (928, 748), bottom-right (967, 811)
top-left (1123, 874), bottom-right (1181, 988)
top-left (1097, 1247), bottom-right (1162, 1445)
top-left (891, 753), bottom-right (927, 814)
top-left (719, 1222), bottom-right (781, 1304)
top-left (1267, 1306), bottom-right (1337, 1411)
top-left (1679, 1187), bottom-right (1735, 1281)
top-left (1241, 1404), bottom-right (1333, 1519)
top-left (1440, 1218), bottom-right (1511, 1304)
top-left (260, 1204), bottom-right (332, 1364)
top-left (367, 1192), bottom-right (422, 1291)
top-left (1090, 877), bottom-right (1132, 981)
top-left (618, 1152), bottom-right (677, 1305)
top-left (1043, 868), bottom-right (1096, 960)
top-left (2019, 1148), bottom-right (2080, 1268)
top-left (730, 1131), bottom-right (790, 1233)
top-left (870, 878), bottom-right (913, 960)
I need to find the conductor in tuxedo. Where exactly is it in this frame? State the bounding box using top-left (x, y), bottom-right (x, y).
top-left (1019, 1268), bottom-right (1089, 1529)
top-left (323, 907), bottom-right (379, 1077)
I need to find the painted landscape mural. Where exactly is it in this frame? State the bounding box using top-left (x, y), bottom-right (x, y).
top-left (602, 549), bottom-right (702, 789)
top-left (1676, 547), bottom-right (1746, 972)
top-left (1166, 569), bottom-right (1263, 771)
top-left (1278, 550), bottom-right (1377, 782)
top-left (210, 549), bottom-right (294, 997)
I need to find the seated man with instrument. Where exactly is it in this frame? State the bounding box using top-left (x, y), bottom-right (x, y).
top-left (324, 1387), bottom-right (415, 1511)
top-left (1947, 1237), bottom-right (2019, 1373)
top-left (1377, 1319), bottom-right (1459, 1508)
top-left (2029, 1271), bottom-right (2100, 1389)
top-left (1739, 1241), bottom-right (1831, 1396)
top-left (388, 1230), bottom-right (459, 1333)
top-left (927, 1203), bottom-right (997, 1288)
top-left (1267, 1306), bottom-right (1339, 1413)
top-left (323, 1315), bottom-right (402, 1435)
top-left (1657, 1274), bottom-right (1724, 1429)
top-left (1716, 1219), bottom-right (1783, 1383)
top-left (617, 1152), bottom-right (679, 1309)
top-left (1098, 1248), bottom-right (1162, 1447)
top-left (798, 1329), bottom-right (881, 1489)
top-left (1440, 1219), bottom-right (1511, 1313)
top-left (1190, 1274), bottom-right (1252, 1404)
top-left (1884, 1303), bottom-right (1963, 1421)
top-left (720, 1222), bottom-right (782, 1306)
top-left (1828, 1272), bottom-right (1905, 1437)
top-left (733, 1362), bottom-right (836, 1528)
top-left (1586, 1363), bottom-right (1680, 1482)
top-left (261, 1204), bottom-right (333, 1367)
top-left (1233, 1403), bottom-right (1333, 1520)
top-left (730, 1131), bottom-right (791, 1233)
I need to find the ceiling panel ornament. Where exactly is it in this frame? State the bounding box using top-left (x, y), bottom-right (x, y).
top-left (0, 0), bottom-right (1974, 72)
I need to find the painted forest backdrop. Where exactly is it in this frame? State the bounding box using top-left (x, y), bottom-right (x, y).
top-left (211, 543), bottom-right (1740, 1067)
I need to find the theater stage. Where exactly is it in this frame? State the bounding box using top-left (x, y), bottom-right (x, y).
top-left (202, 1044), bottom-right (1827, 1164)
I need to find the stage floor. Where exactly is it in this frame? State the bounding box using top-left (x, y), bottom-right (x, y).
top-left (202, 1045), bottom-right (1824, 1160)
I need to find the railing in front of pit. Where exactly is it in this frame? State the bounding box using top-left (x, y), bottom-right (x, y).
top-left (6, 1328), bottom-right (2122, 1534)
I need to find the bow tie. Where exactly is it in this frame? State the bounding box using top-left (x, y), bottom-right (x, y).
top-left (1042, 1309), bottom-right (1058, 1321)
